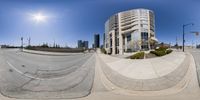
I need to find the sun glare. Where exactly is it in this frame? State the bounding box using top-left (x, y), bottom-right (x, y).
top-left (32, 13), bottom-right (47, 23)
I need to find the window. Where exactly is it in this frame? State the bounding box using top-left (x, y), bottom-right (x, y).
top-left (110, 34), bottom-right (112, 47)
top-left (141, 32), bottom-right (148, 41)
top-left (141, 32), bottom-right (149, 50)
top-left (127, 34), bottom-right (131, 42)
top-left (116, 38), bottom-right (119, 46)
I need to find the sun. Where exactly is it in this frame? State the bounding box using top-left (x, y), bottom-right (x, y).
top-left (32, 13), bottom-right (47, 23)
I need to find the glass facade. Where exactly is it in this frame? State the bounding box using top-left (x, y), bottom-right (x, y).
top-left (141, 32), bottom-right (149, 50)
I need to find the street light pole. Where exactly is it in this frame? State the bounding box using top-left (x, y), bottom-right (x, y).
top-left (21, 37), bottom-right (23, 51)
top-left (182, 23), bottom-right (194, 52)
top-left (183, 25), bottom-right (185, 52)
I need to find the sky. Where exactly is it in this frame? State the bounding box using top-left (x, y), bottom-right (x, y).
top-left (0, 0), bottom-right (200, 47)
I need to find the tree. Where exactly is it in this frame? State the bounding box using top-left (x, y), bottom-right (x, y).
top-left (128, 40), bottom-right (141, 52)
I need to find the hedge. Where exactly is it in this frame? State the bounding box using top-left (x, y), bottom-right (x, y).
top-left (130, 52), bottom-right (145, 59)
top-left (150, 48), bottom-right (173, 56)
top-left (166, 49), bottom-right (173, 54)
top-left (101, 48), bottom-right (107, 54)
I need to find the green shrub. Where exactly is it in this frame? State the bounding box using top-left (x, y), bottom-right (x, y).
top-left (155, 50), bottom-right (166, 56)
top-left (130, 52), bottom-right (145, 59)
top-left (150, 51), bottom-right (156, 54)
top-left (166, 49), bottom-right (173, 54)
top-left (150, 50), bottom-right (166, 56)
top-left (151, 48), bottom-right (173, 56)
top-left (101, 48), bottom-right (107, 54)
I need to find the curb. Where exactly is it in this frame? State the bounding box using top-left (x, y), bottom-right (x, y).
top-left (22, 49), bottom-right (84, 56)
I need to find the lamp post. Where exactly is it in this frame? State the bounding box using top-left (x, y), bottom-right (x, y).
top-left (183, 23), bottom-right (194, 52)
top-left (21, 37), bottom-right (23, 51)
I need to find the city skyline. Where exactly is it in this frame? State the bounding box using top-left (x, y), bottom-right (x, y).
top-left (0, 0), bottom-right (200, 47)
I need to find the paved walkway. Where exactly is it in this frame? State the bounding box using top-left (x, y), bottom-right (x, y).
top-left (98, 51), bottom-right (190, 91)
top-left (186, 48), bottom-right (200, 86)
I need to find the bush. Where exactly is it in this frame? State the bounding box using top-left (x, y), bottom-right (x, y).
top-left (41, 44), bottom-right (49, 48)
top-left (150, 49), bottom-right (173, 56)
top-left (150, 50), bottom-right (165, 56)
top-left (166, 49), bottom-right (173, 54)
top-left (101, 48), bottom-right (107, 54)
top-left (150, 51), bottom-right (156, 54)
top-left (154, 50), bottom-right (166, 56)
top-left (130, 52), bottom-right (145, 59)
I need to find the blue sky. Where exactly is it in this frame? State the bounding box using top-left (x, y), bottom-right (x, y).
top-left (0, 0), bottom-right (200, 47)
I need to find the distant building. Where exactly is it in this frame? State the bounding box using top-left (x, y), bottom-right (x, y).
top-left (94, 34), bottom-right (100, 48)
top-left (197, 44), bottom-right (200, 48)
top-left (100, 45), bottom-right (104, 49)
top-left (83, 41), bottom-right (88, 49)
top-left (77, 40), bottom-right (89, 49)
top-left (78, 40), bottom-right (83, 48)
top-left (92, 44), bottom-right (94, 48)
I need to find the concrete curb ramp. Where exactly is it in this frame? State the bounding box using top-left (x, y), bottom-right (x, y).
top-left (98, 52), bottom-right (190, 91)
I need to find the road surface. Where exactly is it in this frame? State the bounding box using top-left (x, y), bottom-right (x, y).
top-left (0, 49), bottom-right (95, 99)
top-left (0, 48), bottom-right (200, 100)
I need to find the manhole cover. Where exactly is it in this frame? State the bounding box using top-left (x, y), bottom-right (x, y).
top-left (9, 69), bottom-right (13, 72)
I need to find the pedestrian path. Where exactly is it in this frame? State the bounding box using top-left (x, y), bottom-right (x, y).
top-left (98, 52), bottom-right (190, 91)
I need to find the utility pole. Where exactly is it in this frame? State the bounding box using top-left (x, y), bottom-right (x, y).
top-left (183, 23), bottom-right (194, 52)
top-left (28, 37), bottom-right (31, 46)
top-left (176, 36), bottom-right (178, 49)
top-left (53, 39), bottom-right (55, 48)
top-left (27, 37), bottom-right (31, 46)
top-left (192, 40), bottom-right (194, 48)
top-left (21, 37), bottom-right (23, 51)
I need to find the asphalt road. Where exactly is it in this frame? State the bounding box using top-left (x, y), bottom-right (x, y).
top-left (187, 48), bottom-right (200, 86)
top-left (0, 49), bottom-right (95, 99)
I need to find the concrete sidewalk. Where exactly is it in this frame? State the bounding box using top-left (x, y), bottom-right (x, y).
top-left (98, 51), bottom-right (190, 91)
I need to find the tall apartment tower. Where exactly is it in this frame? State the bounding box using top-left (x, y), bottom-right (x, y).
top-left (94, 34), bottom-right (100, 48)
top-left (78, 40), bottom-right (83, 48)
top-left (83, 41), bottom-right (89, 49)
top-left (104, 9), bottom-right (157, 55)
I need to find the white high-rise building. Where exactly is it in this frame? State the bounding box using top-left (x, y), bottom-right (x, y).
top-left (104, 8), bottom-right (158, 55)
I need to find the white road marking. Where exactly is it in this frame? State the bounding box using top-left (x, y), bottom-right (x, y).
top-left (6, 58), bottom-right (91, 80)
top-left (6, 61), bottom-right (43, 80)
